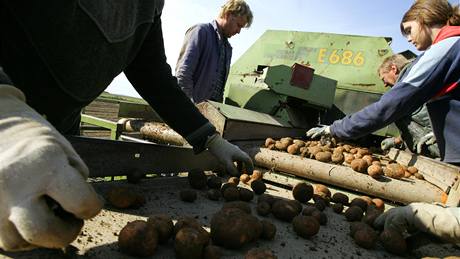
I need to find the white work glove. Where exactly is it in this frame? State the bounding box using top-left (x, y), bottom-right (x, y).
top-left (380, 137), bottom-right (403, 151)
top-left (0, 85), bottom-right (103, 251)
top-left (416, 132), bottom-right (436, 154)
top-left (306, 125), bottom-right (331, 139)
top-left (205, 133), bottom-right (254, 176)
top-left (374, 203), bottom-right (460, 245)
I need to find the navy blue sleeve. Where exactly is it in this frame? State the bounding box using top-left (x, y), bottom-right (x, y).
top-left (330, 37), bottom-right (460, 139)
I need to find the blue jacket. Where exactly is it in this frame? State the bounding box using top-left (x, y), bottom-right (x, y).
top-left (175, 20), bottom-right (232, 103)
top-left (331, 27), bottom-right (460, 163)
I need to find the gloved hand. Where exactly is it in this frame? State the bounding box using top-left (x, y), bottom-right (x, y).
top-left (0, 85), bottom-right (103, 251)
top-left (205, 133), bottom-right (254, 176)
top-left (380, 136), bottom-right (403, 151)
top-left (306, 125), bottom-right (330, 139)
top-left (416, 132), bottom-right (436, 154)
top-left (374, 202), bottom-right (460, 244)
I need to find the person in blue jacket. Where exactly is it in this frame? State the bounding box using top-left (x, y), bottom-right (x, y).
top-left (175, 0), bottom-right (253, 103)
top-left (308, 0), bottom-right (460, 244)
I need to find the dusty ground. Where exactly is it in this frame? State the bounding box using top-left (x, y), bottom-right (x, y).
top-left (0, 176), bottom-right (458, 259)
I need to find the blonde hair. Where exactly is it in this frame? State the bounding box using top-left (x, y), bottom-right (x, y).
top-left (401, 0), bottom-right (460, 36)
top-left (378, 54), bottom-right (411, 74)
top-left (219, 0), bottom-right (253, 27)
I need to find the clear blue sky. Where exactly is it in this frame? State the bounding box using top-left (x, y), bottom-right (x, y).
top-left (106, 0), bottom-right (459, 97)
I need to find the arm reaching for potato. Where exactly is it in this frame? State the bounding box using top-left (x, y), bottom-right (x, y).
top-left (374, 202), bottom-right (460, 245)
top-left (0, 85), bottom-right (103, 251)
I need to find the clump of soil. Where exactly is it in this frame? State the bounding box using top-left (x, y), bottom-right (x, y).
top-left (344, 206), bottom-right (364, 222)
top-left (292, 215), bottom-right (320, 238)
top-left (292, 182), bottom-right (314, 203)
top-left (380, 229), bottom-right (407, 255)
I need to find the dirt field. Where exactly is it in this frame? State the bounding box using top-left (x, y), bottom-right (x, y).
top-left (1, 176), bottom-right (458, 259)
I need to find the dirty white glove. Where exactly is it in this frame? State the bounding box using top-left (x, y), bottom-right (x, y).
top-left (374, 202), bottom-right (460, 245)
top-left (416, 132), bottom-right (436, 154)
top-left (306, 125), bottom-right (330, 139)
top-left (205, 133), bottom-right (254, 176)
top-left (0, 85), bottom-right (103, 251)
top-left (381, 136), bottom-right (403, 151)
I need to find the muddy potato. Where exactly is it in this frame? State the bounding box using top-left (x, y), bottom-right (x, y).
top-left (251, 170), bottom-right (263, 181)
top-left (280, 137), bottom-right (293, 145)
top-left (220, 182), bottom-right (237, 195)
top-left (301, 205), bottom-right (318, 216)
top-left (362, 155), bottom-right (374, 166)
top-left (228, 177), bottom-right (239, 185)
top-left (223, 186), bottom-right (240, 201)
top-left (372, 198), bottom-right (385, 211)
top-left (384, 163), bottom-right (405, 179)
top-left (362, 207), bottom-right (382, 226)
top-left (260, 219), bottom-right (277, 240)
top-left (240, 174), bottom-right (251, 184)
top-left (203, 245), bottom-right (221, 259)
top-left (350, 198), bottom-right (368, 211)
top-left (207, 189), bottom-right (221, 201)
top-left (251, 179), bottom-right (267, 195)
top-left (265, 138), bottom-right (275, 148)
top-left (334, 146), bottom-right (345, 153)
top-left (332, 203), bottom-right (344, 213)
top-left (299, 146), bottom-right (309, 157)
top-left (331, 152), bottom-right (345, 164)
top-left (349, 222), bottom-right (370, 237)
top-left (407, 166), bottom-right (418, 175)
top-left (174, 217), bottom-right (204, 234)
top-left (308, 146), bottom-right (323, 158)
top-left (258, 193), bottom-right (276, 206)
top-left (345, 206), bottom-right (364, 222)
top-left (331, 192), bottom-right (349, 205)
top-left (292, 182), bottom-right (314, 203)
top-left (293, 139), bottom-right (305, 147)
top-left (119, 220), bottom-right (158, 257)
top-left (275, 140), bottom-right (289, 151)
top-left (414, 172), bottom-right (425, 180)
top-left (292, 215), bottom-right (320, 238)
top-left (222, 201), bottom-right (251, 214)
top-left (350, 148), bottom-right (358, 154)
top-left (287, 144), bottom-right (300, 155)
top-left (245, 248), bottom-right (277, 259)
top-left (371, 160), bottom-right (382, 166)
top-left (380, 229), bottom-right (407, 255)
top-left (175, 227), bottom-right (210, 259)
top-left (351, 159), bottom-right (369, 173)
top-left (357, 148), bottom-right (371, 156)
top-left (360, 196), bottom-right (373, 206)
top-left (271, 200), bottom-right (301, 222)
top-left (106, 186), bottom-right (145, 209)
top-left (367, 164), bottom-right (383, 178)
top-left (179, 189), bottom-right (197, 202)
top-left (207, 175), bottom-right (222, 189)
top-left (404, 171), bottom-right (412, 178)
top-left (313, 196), bottom-right (327, 211)
top-left (188, 170), bottom-right (207, 189)
top-left (354, 227), bottom-right (378, 249)
top-left (344, 153), bottom-right (355, 164)
top-left (257, 201), bottom-right (271, 216)
top-left (238, 188), bottom-right (254, 202)
top-left (147, 214), bottom-right (174, 244)
top-left (311, 210), bottom-right (327, 225)
top-left (315, 151), bottom-right (332, 162)
top-left (314, 184), bottom-right (331, 198)
top-left (211, 208), bottom-right (262, 249)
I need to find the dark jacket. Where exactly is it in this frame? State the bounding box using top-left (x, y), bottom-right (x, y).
top-left (330, 26), bottom-right (460, 163)
top-left (0, 0), bottom-right (215, 151)
top-left (175, 20), bottom-right (232, 103)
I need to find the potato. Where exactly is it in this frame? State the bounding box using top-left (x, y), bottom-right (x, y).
top-left (118, 220), bottom-right (158, 257)
top-left (275, 140), bottom-right (289, 151)
top-left (179, 189), bottom-right (197, 203)
top-left (407, 166), bottom-right (418, 175)
top-left (362, 207), bottom-right (382, 226)
top-left (173, 217), bottom-right (205, 235)
top-left (353, 227), bottom-right (378, 249)
top-left (271, 200), bottom-right (301, 222)
top-left (414, 172), bottom-right (425, 180)
top-left (256, 201), bottom-right (271, 216)
top-left (174, 227), bottom-right (210, 259)
top-left (331, 192), bottom-right (349, 205)
top-left (287, 144), bottom-right (300, 155)
top-left (308, 146), bottom-right (323, 158)
top-left (384, 163), bottom-right (405, 179)
top-left (210, 208), bottom-right (262, 249)
top-left (314, 184), bottom-right (331, 198)
top-left (260, 219), bottom-right (277, 240)
top-left (334, 146), bottom-right (345, 153)
top-left (331, 152), bottom-right (345, 164)
top-left (332, 203), bottom-right (344, 213)
top-left (345, 206), bottom-right (364, 222)
top-left (351, 159), bottom-right (369, 173)
top-left (313, 196), bottom-right (327, 211)
top-left (357, 148), bottom-right (371, 156)
top-left (380, 229), bottom-right (407, 255)
top-left (106, 186), bottom-right (145, 209)
top-left (371, 160), bottom-right (382, 166)
top-left (188, 170), bottom-right (207, 189)
top-left (228, 176), bottom-right (239, 185)
top-left (292, 182), bottom-right (314, 203)
top-left (250, 179), bottom-right (266, 195)
top-left (245, 248), bottom-right (277, 259)
top-left (264, 138), bottom-right (275, 148)
top-left (311, 210), bottom-right (327, 225)
top-left (350, 198), bottom-right (368, 211)
top-left (220, 182), bottom-right (237, 195)
top-left (344, 154), bottom-right (355, 164)
top-left (147, 214), bottom-right (173, 244)
top-left (280, 137), bottom-right (293, 145)
top-left (360, 196), bottom-right (373, 206)
top-left (292, 215), bottom-right (320, 238)
top-left (257, 193), bottom-right (276, 206)
top-left (238, 188), bottom-right (254, 202)
top-left (222, 201), bottom-right (251, 214)
top-left (293, 139), bottom-right (305, 147)
top-left (240, 174), bottom-right (251, 184)
top-left (251, 170), bottom-right (263, 181)
top-left (301, 205), bottom-right (318, 216)
top-left (367, 164), bottom-right (383, 178)
top-left (207, 175), bottom-right (222, 189)
top-left (372, 198), bottom-right (385, 211)
top-left (315, 151), bottom-right (332, 162)
top-left (362, 155), bottom-right (374, 166)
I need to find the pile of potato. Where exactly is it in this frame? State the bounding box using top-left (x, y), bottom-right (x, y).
top-left (264, 137), bottom-right (424, 181)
